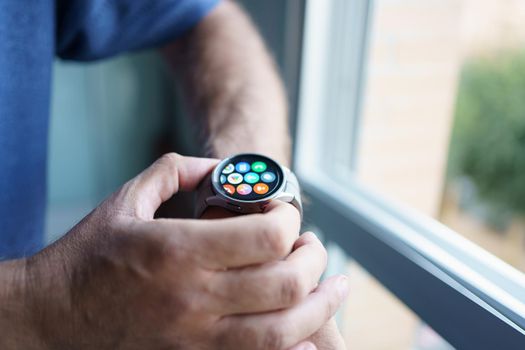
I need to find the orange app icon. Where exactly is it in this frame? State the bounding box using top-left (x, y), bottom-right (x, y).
top-left (253, 183), bottom-right (269, 195)
top-left (223, 184), bottom-right (235, 195)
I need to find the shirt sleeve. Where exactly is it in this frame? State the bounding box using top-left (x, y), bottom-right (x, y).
top-left (55, 0), bottom-right (220, 61)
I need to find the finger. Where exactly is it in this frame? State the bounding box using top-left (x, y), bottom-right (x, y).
top-left (218, 275), bottom-right (350, 350)
top-left (307, 318), bottom-right (347, 350)
top-left (116, 153), bottom-right (218, 219)
top-left (140, 200), bottom-right (301, 268)
top-left (210, 232), bottom-right (327, 315)
top-left (287, 341), bottom-right (317, 350)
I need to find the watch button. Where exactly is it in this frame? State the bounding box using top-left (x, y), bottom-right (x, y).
top-left (226, 202), bottom-right (242, 211)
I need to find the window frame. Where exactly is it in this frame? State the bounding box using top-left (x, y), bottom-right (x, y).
top-left (291, 0), bottom-right (525, 348)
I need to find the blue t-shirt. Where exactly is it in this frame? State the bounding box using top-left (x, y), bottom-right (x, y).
top-left (0, 0), bottom-right (219, 259)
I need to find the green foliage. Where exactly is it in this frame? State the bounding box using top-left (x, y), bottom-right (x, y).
top-left (448, 49), bottom-right (525, 215)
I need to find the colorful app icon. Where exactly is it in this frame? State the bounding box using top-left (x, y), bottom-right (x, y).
top-left (222, 163), bottom-right (235, 174)
top-left (260, 171), bottom-right (276, 183)
top-left (220, 174), bottom-right (226, 184)
top-left (235, 162), bottom-right (251, 173)
top-left (223, 184), bottom-right (235, 195)
top-left (227, 173), bottom-right (243, 185)
top-left (251, 161), bottom-right (267, 173)
top-left (236, 184), bottom-right (252, 195)
top-left (253, 183), bottom-right (269, 195)
top-left (244, 172), bottom-right (260, 184)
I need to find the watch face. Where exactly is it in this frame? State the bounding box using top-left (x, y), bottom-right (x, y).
top-left (213, 154), bottom-right (284, 201)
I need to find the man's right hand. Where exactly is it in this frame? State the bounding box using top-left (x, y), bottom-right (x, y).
top-left (0, 153), bottom-right (349, 350)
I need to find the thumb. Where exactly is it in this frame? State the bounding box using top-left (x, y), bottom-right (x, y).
top-left (117, 153), bottom-right (218, 220)
top-left (307, 318), bottom-right (347, 350)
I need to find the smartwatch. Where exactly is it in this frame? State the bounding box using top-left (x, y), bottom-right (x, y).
top-left (195, 153), bottom-right (302, 218)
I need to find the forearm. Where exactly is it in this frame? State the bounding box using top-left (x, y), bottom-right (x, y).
top-left (162, 0), bottom-right (290, 164)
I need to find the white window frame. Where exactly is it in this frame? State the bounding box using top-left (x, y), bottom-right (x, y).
top-left (292, 0), bottom-right (525, 348)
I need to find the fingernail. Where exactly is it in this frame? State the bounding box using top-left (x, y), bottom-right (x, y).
top-left (337, 276), bottom-right (350, 299)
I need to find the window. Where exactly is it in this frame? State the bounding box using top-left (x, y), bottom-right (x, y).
top-left (294, 0), bottom-right (525, 348)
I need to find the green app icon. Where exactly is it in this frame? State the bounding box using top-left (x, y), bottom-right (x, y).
top-left (244, 172), bottom-right (260, 184)
top-left (251, 161), bottom-right (267, 173)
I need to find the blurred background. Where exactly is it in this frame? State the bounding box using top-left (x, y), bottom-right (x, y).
top-left (47, 0), bottom-right (525, 349)
top-left (336, 0), bottom-right (525, 348)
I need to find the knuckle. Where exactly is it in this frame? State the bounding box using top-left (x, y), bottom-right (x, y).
top-left (259, 219), bottom-right (289, 257)
top-left (261, 324), bottom-right (284, 350)
top-left (159, 152), bottom-right (180, 166)
top-left (158, 153), bottom-right (180, 172)
top-left (279, 271), bottom-right (305, 306)
top-left (218, 322), bottom-right (263, 350)
top-left (155, 153), bottom-right (181, 187)
top-left (220, 319), bottom-right (289, 350)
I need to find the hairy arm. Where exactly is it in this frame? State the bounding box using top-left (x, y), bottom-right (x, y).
top-left (161, 0), bottom-right (290, 164)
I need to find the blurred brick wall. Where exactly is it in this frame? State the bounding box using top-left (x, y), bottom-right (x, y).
top-left (344, 1), bottom-right (525, 349)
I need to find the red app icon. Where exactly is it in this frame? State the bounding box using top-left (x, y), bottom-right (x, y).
top-left (253, 183), bottom-right (269, 195)
top-left (223, 184), bottom-right (235, 195)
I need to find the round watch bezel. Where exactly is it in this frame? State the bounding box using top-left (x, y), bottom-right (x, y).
top-left (211, 153), bottom-right (288, 204)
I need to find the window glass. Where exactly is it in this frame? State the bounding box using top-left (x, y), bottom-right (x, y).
top-left (354, 0), bottom-right (525, 274)
top-left (326, 254), bottom-right (453, 349)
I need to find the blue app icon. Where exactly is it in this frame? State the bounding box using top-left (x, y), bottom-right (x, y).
top-left (235, 162), bottom-right (251, 173)
top-left (220, 175), bottom-right (226, 184)
top-left (261, 171), bottom-right (276, 183)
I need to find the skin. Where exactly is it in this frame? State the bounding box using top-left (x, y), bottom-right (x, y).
top-left (162, 1), bottom-right (348, 348)
top-left (0, 154), bottom-right (349, 349)
top-left (0, 1), bottom-right (348, 349)
top-left (161, 0), bottom-right (290, 163)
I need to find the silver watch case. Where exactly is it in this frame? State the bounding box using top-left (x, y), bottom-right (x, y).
top-left (196, 154), bottom-right (302, 218)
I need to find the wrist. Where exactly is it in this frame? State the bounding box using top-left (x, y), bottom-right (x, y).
top-left (0, 258), bottom-right (42, 349)
top-left (207, 135), bottom-right (291, 166)
top-left (23, 246), bottom-right (79, 350)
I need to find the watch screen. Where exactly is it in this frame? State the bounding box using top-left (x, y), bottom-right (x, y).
top-left (214, 154), bottom-right (284, 201)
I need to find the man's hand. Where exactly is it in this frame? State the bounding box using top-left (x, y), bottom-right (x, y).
top-left (203, 207), bottom-right (349, 350)
top-left (0, 153), bottom-right (348, 350)
top-left (162, 1), bottom-right (349, 347)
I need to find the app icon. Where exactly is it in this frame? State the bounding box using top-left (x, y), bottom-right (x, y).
top-left (244, 172), bottom-right (260, 184)
top-left (251, 161), bottom-right (267, 173)
top-left (253, 183), bottom-right (269, 195)
top-left (260, 171), bottom-right (276, 183)
top-left (235, 162), bottom-right (251, 173)
top-left (222, 163), bottom-right (235, 174)
top-left (223, 184), bottom-right (235, 195)
top-left (227, 173), bottom-right (243, 185)
top-left (220, 175), bottom-right (226, 184)
top-left (236, 184), bottom-right (252, 195)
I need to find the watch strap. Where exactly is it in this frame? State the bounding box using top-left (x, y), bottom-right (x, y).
top-left (282, 167), bottom-right (303, 219)
top-left (194, 172), bottom-right (214, 218)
